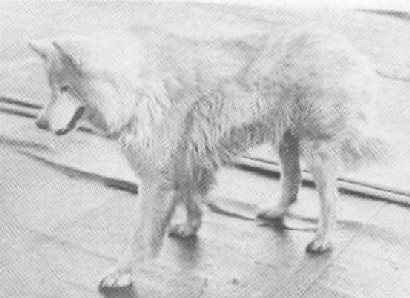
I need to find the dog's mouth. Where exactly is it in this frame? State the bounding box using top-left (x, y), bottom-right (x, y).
top-left (55, 106), bottom-right (86, 136)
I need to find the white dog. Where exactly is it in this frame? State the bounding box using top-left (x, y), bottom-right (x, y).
top-left (29, 25), bottom-right (387, 288)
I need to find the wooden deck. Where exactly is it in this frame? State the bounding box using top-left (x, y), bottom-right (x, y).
top-left (1, 108), bottom-right (410, 297)
top-left (1, 2), bottom-right (410, 297)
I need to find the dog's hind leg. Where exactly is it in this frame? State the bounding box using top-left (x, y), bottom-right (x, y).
top-left (257, 130), bottom-right (301, 220)
top-left (99, 176), bottom-right (177, 288)
top-left (303, 143), bottom-right (339, 253)
top-left (169, 168), bottom-right (215, 238)
top-left (168, 191), bottom-right (203, 238)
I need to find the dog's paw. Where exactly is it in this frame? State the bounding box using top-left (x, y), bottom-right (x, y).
top-left (306, 237), bottom-right (333, 254)
top-left (168, 223), bottom-right (199, 238)
top-left (256, 204), bottom-right (287, 220)
top-left (99, 266), bottom-right (133, 289)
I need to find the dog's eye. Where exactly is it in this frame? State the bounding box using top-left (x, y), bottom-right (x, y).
top-left (60, 85), bottom-right (70, 93)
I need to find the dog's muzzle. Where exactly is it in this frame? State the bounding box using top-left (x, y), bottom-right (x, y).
top-left (55, 106), bottom-right (86, 136)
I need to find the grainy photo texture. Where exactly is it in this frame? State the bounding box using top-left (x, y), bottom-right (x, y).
top-left (1, 1), bottom-right (409, 297)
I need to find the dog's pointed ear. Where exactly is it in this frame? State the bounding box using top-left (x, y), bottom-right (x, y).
top-left (28, 41), bottom-right (53, 61)
top-left (52, 40), bottom-right (83, 68)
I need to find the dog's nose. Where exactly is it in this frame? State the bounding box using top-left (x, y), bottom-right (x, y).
top-left (35, 118), bottom-right (49, 130)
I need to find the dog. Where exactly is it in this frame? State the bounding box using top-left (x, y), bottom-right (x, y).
top-left (29, 24), bottom-right (387, 288)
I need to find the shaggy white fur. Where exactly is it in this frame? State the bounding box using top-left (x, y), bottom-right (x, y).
top-left (29, 24), bottom-right (387, 289)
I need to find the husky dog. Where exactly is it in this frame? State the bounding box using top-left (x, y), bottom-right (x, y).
top-left (29, 25), bottom-right (386, 287)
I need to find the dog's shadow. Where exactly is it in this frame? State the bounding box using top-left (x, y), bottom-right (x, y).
top-left (99, 284), bottom-right (138, 298)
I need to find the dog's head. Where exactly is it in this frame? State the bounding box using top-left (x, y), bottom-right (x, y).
top-left (28, 33), bottom-right (146, 137)
top-left (28, 39), bottom-right (91, 136)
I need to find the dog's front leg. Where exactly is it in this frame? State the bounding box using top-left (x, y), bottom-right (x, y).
top-left (303, 146), bottom-right (339, 253)
top-left (99, 176), bottom-right (176, 288)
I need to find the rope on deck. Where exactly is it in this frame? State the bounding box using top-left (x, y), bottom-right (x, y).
top-left (2, 95), bottom-right (410, 207)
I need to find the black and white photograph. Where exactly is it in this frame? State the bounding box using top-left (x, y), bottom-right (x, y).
top-left (0, 0), bottom-right (409, 297)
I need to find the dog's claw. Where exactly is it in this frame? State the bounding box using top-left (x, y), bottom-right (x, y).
top-left (306, 238), bottom-right (333, 254)
top-left (99, 266), bottom-right (133, 289)
top-left (168, 223), bottom-right (198, 238)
